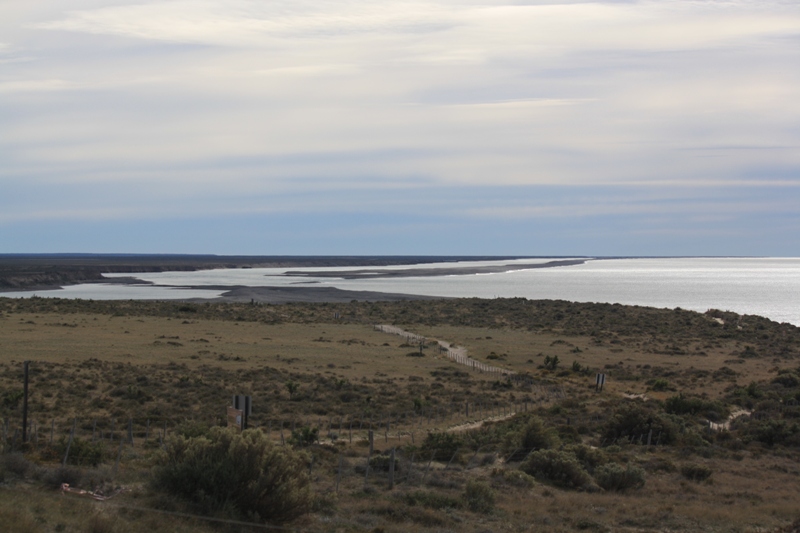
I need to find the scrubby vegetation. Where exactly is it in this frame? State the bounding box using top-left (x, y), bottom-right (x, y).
top-left (2, 295), bottom-right (800, 531)
top-left (152, 427), bottom-right (312, 522)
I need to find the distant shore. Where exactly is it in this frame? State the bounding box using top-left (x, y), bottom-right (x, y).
top-left (283, 259), bottom-right (586, 280)
top-left (185, 285), bottom-right (444, 304)
top-left (0, 254), bottom-right (546, 292)
top-left (0, 254), bottom-right (587, 303)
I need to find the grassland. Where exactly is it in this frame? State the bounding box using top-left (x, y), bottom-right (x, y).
top-left (2, 296), bottom-right (800, 532)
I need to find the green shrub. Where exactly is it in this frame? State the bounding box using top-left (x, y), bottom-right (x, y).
top-left (665, 394), bottom-right (728, 421)
top-left (369, 454), bottom-right (398, 472)
top-left (402, 490), bottom-right (462, 510)
top-left (0, 453), bottom-right (32, 478)
top-left (650, 379), bottom-right (672, 392)
top-left (593, 463), bottom-right (645, 492)
top-left (502, 416), bottom-right (559, 461)
top-left (463, 479), bottom-right (495, 514)
top-left (680, 463), bottom-right (712, 482)
top-left (420, 432), bottom-right (462, 461)
top-left (543, 355), bottom-right (560, 370)
top-left (742, 419), bottom-right (800, 446)
top-left (57, 436), bottom-right (106, 467)
top-left (43, 465), bottom-right (84, 490)
top-left (152, 427), bottom-right (312, 523)
top-left (520, 449), bottom-right (594, 490)
top-left (490, 468), bottom-right (537, 489)
top-left (565, 444), bottom-right (608, 474)
top-left (290, 426), bottom-right (319, 447)
top-left (772, 371), bottom-right (800, 388)
top-left (602, 402), bottom-right (677, 445)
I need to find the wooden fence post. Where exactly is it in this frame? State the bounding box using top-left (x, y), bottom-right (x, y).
top-left (62, 418), bottom-right (76, 466)
top-left (336, 454), bottom-right (343, 493)
top-left (389, 448), bottom-right (396, 490)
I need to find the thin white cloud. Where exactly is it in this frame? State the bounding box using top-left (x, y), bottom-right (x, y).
top-left (465, 198), bottom-right (800, 220)
top-left (0, 78), bottom-right (77, 93)
top-left (33, 1), bottom-right (456, 45)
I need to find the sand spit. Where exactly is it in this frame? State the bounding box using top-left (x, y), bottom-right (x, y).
top-left (284, 259), bottom-right (586, 280)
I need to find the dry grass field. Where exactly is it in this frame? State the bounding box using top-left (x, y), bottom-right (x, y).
top-left (2, 296), bottom-right (800, 533)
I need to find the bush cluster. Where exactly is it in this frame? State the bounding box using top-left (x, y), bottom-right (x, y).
top-left (463, 479), bottom-right (495, 514)
top-left (152, 427), bottom-right (312, 523)
top-left (665, 394), bottom-right (728, 422)
top-left (502, 416), bottom-right (559, 461)
top-left (680, 463), bottom-right (713, 482)
top-left (521, 449), bottom-right (594, 490)
top-left (419, 432), bottom-right (462, 462)
top-left (593, 463), bottom-right (646, 492)
top-left (603, 402), bottom-right (677, 445)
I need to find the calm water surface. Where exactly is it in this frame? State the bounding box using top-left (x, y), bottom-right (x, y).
top-left (2, 258), bottom-right (798, 326)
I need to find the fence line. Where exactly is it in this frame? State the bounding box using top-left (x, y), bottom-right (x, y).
top-left (3, 394), bottom-right (583, 456)
top-left (374, 324), bottom-right (528, 378)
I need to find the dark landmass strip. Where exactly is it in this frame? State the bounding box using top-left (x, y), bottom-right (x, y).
top-left (284, 259), bottom-right (587, 280)
top-left (0, 254), bottom-right (552, 291)
top-left (183, 285), bottom-right (444, 304)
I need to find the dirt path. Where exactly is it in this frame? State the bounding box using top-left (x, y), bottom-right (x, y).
top-left (709, 409), bottom-right (751, 431)
top-left (374, 324), bottom-right (515, 376)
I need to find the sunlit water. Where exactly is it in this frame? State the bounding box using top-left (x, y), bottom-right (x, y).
top-left (2, 258), bottom-right (798, 326)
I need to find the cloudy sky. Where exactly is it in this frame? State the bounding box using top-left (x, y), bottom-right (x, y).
top-left (2, 0), bottom-right (799, 255)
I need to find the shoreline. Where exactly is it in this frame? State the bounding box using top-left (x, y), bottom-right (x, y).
top-left (187, 285), bottom-right (445, 304)
top-left (284, 259), bottom-right (587, 280)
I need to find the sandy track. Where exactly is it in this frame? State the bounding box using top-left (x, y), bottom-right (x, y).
top-left (374, 324), bottom-right (515, 376)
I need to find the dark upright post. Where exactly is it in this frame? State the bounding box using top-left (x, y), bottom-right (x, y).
top-left (22, 361), bottom-right (29, 443)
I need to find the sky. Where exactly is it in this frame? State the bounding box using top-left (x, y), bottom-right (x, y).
top-left (2, 0), bottom-right (800, 256)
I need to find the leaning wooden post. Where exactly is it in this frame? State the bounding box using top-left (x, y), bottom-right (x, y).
top-left (368, 430), bottom-right (374, 456)
top-left (388, 448), bottom-right (396, 490)
top-left (62, 418), bottom-right (76, 467)
top-left (421, 450), bottom-right (436, 485)
top-left (22, 361), bottom-right (30, 443)
top-left (113, 438), bottom-right (124, 477)
top-left (336, 454), bottom-right (343, 493)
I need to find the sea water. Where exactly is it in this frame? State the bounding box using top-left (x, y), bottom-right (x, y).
top-left (2, 258), bottom-right (798, 326)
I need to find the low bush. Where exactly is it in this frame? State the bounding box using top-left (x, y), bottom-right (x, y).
top-left (502, 415), bottom-right (559, 461)
top-left (43, 465), bottom-right (84, 490)
top-left (57, 436), bottom-right (106, 467)
top-left (290, 426), bottom-right (319, 447)
top-left (491, 468), bottom-right (537, 489)
top-left (680, 463), bottom-right (713, 482)
top-left (741, 419), bottom-right (800, 447)
top-left (463, 479), bottom-right (495, 514)
top-left (593, 463), bottom-right (645, 492)
top-left (152, 427), bottom-right (312, 523)
top-left (0, 453), bottom-right (32, 478)
top-left (602, 402), bottom-right (677, 445)
top-left (566, 444), bottom-right (608, 474)
top-left (665, 394), bottom-right (728, 422)
top-left (520, 449), bottom-right (594, 490)
top-left (420, 432), bottom-right (462, 462)
top-left (369, 454), bottom-right (398, 472)
top-left (402, 490), bottom-right (462, 510)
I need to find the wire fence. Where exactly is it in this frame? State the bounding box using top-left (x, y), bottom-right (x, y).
top-left (2, 398), bottom-right (538, 458)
